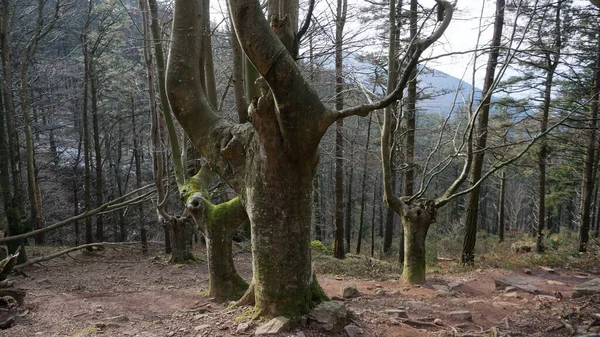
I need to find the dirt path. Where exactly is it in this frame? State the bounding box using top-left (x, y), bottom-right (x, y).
top-left (3, 244), bottom-right (599, 337)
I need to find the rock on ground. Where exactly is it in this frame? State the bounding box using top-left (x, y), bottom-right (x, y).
top-left (344, 324), bottom-right (364, 337)
top-left (341, 284), bottom-right (359, 298)
top-left (495, 277), bottom-right (539, 294)
top-left (308, 301), bottom-right (348, 331)
top-left (572, 278), bottom-right (600, 298)
top-left (447, 310), bottom-right (472, 321)
top-left (255, 316), bottom-right (290, 335)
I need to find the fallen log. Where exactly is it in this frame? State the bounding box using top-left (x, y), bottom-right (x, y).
top-left (14, 242), bottom-right (141, 270)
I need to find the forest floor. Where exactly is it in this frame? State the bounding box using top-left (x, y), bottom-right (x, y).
top-left (2, 242), bottom-right (600, 337)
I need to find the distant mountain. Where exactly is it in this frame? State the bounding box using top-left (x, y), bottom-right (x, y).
top-left (418, 67), bottom-right (483, 115)
top-left (341, 54), bottom-right (485, 115)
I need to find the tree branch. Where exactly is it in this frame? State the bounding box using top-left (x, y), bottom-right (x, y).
top-left (332, 0), bottom-right (454, 122)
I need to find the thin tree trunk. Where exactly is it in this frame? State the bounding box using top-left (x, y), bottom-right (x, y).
top-left (371, 176), bottom-right (378, 256)
top-left (333, 0), bottom-right (348, 259)
top-left (579, 27), bottom-right (600, 253)
top-left (345, 143), bottom-right (354, 253)
top-left (498, 170), bottom-right (506, 242)
top-left (537, 2), bottom-right (562, 253)
top-left (81, 10), bottom-right (94, 251)
top-left (91, 63), bottom-right (104, 244)
top-left (357, 116), bottom-right (372, 254)
top-left (462, 0), bottom-right (505, 265)
top-left (400, 0), bottom-right (418, 264)
top-left (1, 0), bottom-right (27, 263)
top-left (383, 0), bottom-right (401, 256)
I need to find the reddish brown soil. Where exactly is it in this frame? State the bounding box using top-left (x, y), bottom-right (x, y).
top-left (2, 244), bottom-right (599, 337)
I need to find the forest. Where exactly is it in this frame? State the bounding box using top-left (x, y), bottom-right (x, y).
top-left (0, 0), bottom-right (600, 336)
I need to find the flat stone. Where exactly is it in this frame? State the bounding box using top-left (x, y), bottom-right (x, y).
top-left (503, 292), bottom-right (520, 298)
top-left (255, 316), bottom-right (290, 335)
top-left (432, 285), bottom-right (449, 292)
top-left (573, 279), bottom-right (600, 298)
top-left (447, 311), bottom-right (472, 320)
top-left (493, 301), bottom-right (522, 309)
top-left (541, 267), bottom-right (556, 273)
top-left (495, 277), bottom-right (539, 294)
top-left (383, 309), bottom-right (408, 319)
top-left (547, 280), bottom-right (565, 286)
top-left (105, 315), bottom-right (129, 323)
top-left (194, 324), bottom-right (211, 331)
top-left (448, 282), bottom-right (461, 290)
top-left (449, 299), bottom-right (464, 306)
top-left (236, 322), bottom-right (250, 333)
top-left (436, 290), bottom-right (455, 298)
top-left (308, 301), bottom-right (348, 331)
top-left (341, 284), bottom-right (359, 298)
top-left (344, 324), bottom-right (364, 337)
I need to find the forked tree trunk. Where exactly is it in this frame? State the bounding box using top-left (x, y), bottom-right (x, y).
top-left (401, 201), bottom-right (435, 284)
top-left (187, 193), bottom-right (248, 301)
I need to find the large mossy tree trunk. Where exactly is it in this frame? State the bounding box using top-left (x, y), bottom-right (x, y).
top-left (167, 0), bottom-right (451, 319)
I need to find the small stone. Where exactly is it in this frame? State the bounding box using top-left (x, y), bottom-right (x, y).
top-left (547, 280), bottom-right (564, 286)
top-left (503, 292), bottom-right (520, 298)
top-left (541, 267), bottom-right (556, 273)
top-left (436, 290), bottom-right (454, 298)
top-left (449, 299), bottom-right (464, 306)
top-left (341, 284), bottom-right (359, 298)
top-left (493, 301), bottom-right (522, 309)
top-left (167, 332), bottom-right (175, 337)
top-left (524, 269), bottom-right (532, 274)
top-left (236, 322), bottom-right (250, 333)
top-left (296, 332), bottom-right (306, 337)
top-left (344, 324), bottom-right (363, 337)
top-left (194, 324), bottom-right (211, 331)
top-left (374, 288), bottom-right (386, 296)
top-left (384, 309), bottom-right (408, 318)
top-left (448, 281), bottom-right (461, 290)
top-left (448, 311), bottom-right (472, 321)
top-left (467, 300), bottom-right (485, 305)
top-left (255, 316), bottom-right (290, 335)
top-left (434, 318), bottom-right (444, 325)
top-left (105, 315), bottom-right (129, 323)
top-left (505, 286), bottom-right (517, 293)
top-left (432, 285), bottom-right (449, 292)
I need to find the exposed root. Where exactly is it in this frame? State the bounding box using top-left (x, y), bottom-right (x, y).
top-left (234, 282), bottom-right (255, 307)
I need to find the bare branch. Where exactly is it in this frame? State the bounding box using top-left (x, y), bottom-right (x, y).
top-left (333, 0), bottom-right (454, 121)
